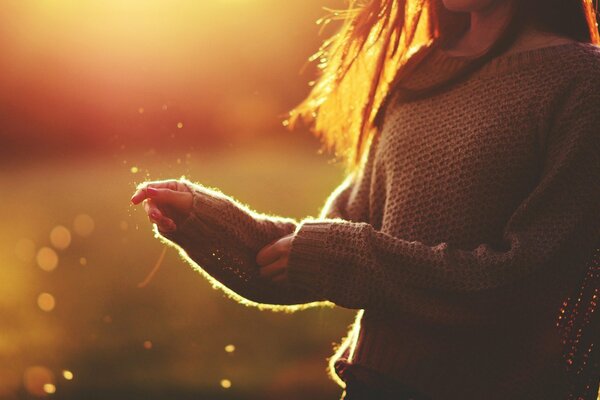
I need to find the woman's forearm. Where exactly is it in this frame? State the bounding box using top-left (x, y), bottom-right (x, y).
top-left (155, 179), bottom-right (346, 310)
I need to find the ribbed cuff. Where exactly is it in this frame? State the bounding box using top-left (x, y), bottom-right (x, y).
top-left (189, 188), bottom-right (228, 221)
top-left (286, 220), bottom-right (333, 295)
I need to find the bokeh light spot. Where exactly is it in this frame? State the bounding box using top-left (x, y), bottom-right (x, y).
top-left (130, 166), bottom-right (139, 174)
top-left (43, 383), bottom-right (56, 394)
top-left (23, 366), bottom-right (54, 397)
top-left (224, 344), bottom-right (235, 353)
top-left (50, 225), bottom-right (72, 250)
top-left (220, 379), bottom-right (232, 389)
top-left (138, 107), bottom-right (145, 114)
top-left (143, 340), bottom-right (153, 350)
top-left (79, 257), bottom-right (87, 266)
top-left (37, 293), bottom-right (56, 312)
top-left (15, 238), bottom-right (36, 262)
top-left (62, 370), bottom-right (73, 380)
top-left (36, 247), bottom-right (58, 272)
top-left (177, 122), bottom-right (184, 129)
top-left (73, 214), bottom-right (95, 237)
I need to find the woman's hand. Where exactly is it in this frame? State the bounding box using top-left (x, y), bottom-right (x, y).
top-left (256, 233), bottom-right (295, 284)
top-left (130, 180), bottom-right (194, 233)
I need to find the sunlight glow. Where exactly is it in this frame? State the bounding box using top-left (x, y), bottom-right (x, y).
top-left (1, 1), bottom-right (350, 398)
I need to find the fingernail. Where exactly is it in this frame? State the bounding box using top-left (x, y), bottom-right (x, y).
top-left (147, 187), bottom-right (158, 196)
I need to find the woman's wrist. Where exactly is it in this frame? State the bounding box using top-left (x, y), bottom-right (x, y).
top-left (286, 220), bottom-right (333, 295)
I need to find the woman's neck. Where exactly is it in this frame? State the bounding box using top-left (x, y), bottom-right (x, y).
top-left (442, 25), bottom-right (577, 58)
top-left (442, 1), bottom-right (515, 58)
top-left (442, 1), bottom-right (577, 58)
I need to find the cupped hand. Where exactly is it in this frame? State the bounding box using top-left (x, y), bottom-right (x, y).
top-left (256, 233), bottom-right (295, 284)
top-left (131, 179), bottom-right (194, 233)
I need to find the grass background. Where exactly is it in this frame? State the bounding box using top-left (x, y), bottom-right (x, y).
top-left (0, 133), bottom-right (357, 399)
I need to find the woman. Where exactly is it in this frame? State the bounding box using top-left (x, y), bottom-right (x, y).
top-left (131, 0), bottom-right (600, 399)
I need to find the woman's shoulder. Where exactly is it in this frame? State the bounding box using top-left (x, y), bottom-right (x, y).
top-left (514, 27), bottom-right (600, 65)
top-left (496, 28), bottom-right (600, 83)
top-left (542, 42), bottom-right (600, 124)
top-left (531, 40), bottom-right (600, 94)
top-left (570, 40), bottom-right (600, 60)
top-left (560, 41), bottom-right (600, 79)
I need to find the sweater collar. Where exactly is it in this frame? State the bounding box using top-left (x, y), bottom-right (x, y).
top-left (431, 41), bottom-right (587, 75)
top-left (395, 41), bottom-right (590, 93)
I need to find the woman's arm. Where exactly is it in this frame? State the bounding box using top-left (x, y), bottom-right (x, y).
top-left (285, 79), bottom-right (600, 326)
top-left (155, 172), bottom-right (360, 311)
top-left (150, 127), bottom-right (381, 310)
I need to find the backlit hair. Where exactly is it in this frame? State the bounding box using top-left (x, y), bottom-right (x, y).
top-left (288, 0), bottom-right (600, 173)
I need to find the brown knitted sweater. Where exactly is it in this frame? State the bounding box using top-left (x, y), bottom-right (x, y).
top-left (157, 41), bottom-right (600, 400)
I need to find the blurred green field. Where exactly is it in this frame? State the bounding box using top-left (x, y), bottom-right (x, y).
top-left (0, 134), bottom-right (357, 399)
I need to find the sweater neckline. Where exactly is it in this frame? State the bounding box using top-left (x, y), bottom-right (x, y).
top-left (427, 41), bottom-right (588, 76)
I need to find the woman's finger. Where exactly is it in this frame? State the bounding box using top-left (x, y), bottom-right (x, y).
top-left (143, 199), bottom-right (177, 231)
top-left (131, 190), bottom-right (146, 205)
top-left (144, 196), bottom-right (180, 231)
top-left (131, 182), bottom-right (171, 205)
top-left (256, 239), bottom-right (283, 267)
top-left (153, 218), bottom-right (175, 233)
top-left (131, 179), bottom-right (190, 205)
top-left (256, 234), bottom-right (295, 267)
top-left (145, 188), bottom-right (193, 214)
top-left (156, 218), bottom-right (176, 233)
top-left (259, 257), bottom-right (288, 279)
top-left (143, 199), bottom-right (163, 221)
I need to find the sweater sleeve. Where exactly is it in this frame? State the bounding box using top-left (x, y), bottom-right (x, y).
top-left (285, 80), bottom-right (600, 326)
top-left (154, 173), bottom-right (359, 310)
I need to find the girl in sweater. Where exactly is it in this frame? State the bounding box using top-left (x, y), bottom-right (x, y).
top-left (131, 0), bottom-right (600, 399)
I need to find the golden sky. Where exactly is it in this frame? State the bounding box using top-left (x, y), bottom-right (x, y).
top-left (0, 0), bottom-right (341, 153)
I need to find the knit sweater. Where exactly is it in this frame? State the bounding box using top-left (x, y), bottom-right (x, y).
top-left (157, 41), bottom-right (600, 400)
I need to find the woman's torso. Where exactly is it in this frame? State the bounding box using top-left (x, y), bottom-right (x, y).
top-left (335, 40), bottom-right (600, 399)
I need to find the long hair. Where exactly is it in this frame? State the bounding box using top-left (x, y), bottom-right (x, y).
top-left (288, 0), bottom-right (600, 174)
